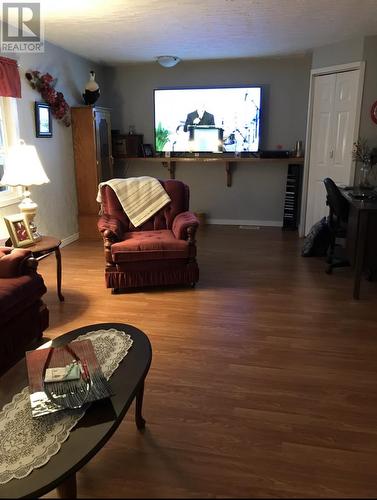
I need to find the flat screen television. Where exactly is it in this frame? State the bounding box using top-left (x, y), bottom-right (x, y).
top-left (154, 86), bottom-right (261, 154)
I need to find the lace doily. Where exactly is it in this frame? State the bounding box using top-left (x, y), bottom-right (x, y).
top-left (0, 328), bottom-right (133, 484)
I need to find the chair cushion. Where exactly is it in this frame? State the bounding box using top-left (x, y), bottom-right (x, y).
top-left (0, 273), bottom-right (46, 322)
top-left (111, 229), bottom-right (190, 263)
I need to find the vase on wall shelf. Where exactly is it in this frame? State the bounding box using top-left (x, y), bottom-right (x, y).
top-left (358, 160), bottom-right (373, 190)
top-left (83, 71), bottom-right (100, 106)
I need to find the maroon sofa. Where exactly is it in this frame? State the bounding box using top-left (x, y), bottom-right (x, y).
top-left (97, 179), bottom-right (200, 292)
top-left (0, 247), bottom-right (49, 374)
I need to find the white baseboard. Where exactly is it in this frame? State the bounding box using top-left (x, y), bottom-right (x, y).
top-left (207, 218), bottom-right (282, 227)
top-left (61, 233), bottom-right (79, 248)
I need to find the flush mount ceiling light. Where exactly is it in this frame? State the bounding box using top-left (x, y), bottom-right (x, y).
top-left (156, 55), bottom-right (181, 68)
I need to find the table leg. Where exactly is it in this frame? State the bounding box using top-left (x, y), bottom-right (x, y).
top-left (135, 381), bottom-right (146, 430)
top-left (54, 246), bottom-right (65, 302)
top-left (57, 473), bottom-right (77, 498)
top-left (353, 211), bottom-right (368, 300)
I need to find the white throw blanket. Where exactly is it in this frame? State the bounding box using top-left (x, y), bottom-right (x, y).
top-left (97, 177), bottom-right (171, 228)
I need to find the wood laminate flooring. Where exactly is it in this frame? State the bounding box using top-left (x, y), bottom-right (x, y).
top-left (39, 225), bottom-right (377, 498)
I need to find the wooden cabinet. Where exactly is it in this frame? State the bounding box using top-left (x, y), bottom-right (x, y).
top-left (112, 133), bottom-right (143, 157)
top-left (71, 106), bottom-right (113, 239)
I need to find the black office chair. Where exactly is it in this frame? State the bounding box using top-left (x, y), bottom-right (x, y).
top-left (323, 177), bottom-right (350, 274)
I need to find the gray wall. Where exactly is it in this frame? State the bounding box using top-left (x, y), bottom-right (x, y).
top-left (1, 35), bottom-right (373, 236)
top-left (310, 36), bottom-right (377, 187)
top-left (105, 56), bottom-right (312, 224)
top-left (0, 41), bottom-right (107, 240)
top-left (358, 36), bottom-right (377, 185)
top-left (311, 37), bottom-right (364, 69)
top-left (359, 37), bottom-right (377, 145)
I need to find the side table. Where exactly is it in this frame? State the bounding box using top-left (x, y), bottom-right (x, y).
top-left (30, 236), bottom-right (64, 302)
top-left (1, 235), bottom-right (64, 302)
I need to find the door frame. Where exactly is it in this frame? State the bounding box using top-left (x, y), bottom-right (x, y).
top-left (299, 61), bottom-right (365, 237)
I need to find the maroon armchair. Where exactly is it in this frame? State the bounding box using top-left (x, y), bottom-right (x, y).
top-left (97, 179), bottom-right (200, 292)
top-left (0, 247), bottom-right (49, 374)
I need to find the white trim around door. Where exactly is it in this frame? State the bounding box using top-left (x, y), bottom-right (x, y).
top-left (299, 61), bottom-right (365, 237)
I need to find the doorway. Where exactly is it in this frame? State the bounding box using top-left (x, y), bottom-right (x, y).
top-left (301, 62), bottom-right (365, 236)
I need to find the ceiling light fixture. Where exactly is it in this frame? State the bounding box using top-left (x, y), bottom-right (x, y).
top-left (156, 56), bottom-right (181, 68)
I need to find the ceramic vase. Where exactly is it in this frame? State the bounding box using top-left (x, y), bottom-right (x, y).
top-left (83, 71), bottom-right (100, 106)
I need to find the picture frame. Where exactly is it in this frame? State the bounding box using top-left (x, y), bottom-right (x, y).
top-left (35, 101), bottom-right (52, 138)
top-left (141, 143), bottom-right (154, 158)
top-left (4, 213), bottom-right (34, 248)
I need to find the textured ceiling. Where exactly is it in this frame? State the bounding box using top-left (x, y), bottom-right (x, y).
top-left (41, 0), bottom-right (377, 65)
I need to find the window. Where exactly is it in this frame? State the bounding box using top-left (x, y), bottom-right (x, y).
top-left (0, 97), bottom-right (21, 207)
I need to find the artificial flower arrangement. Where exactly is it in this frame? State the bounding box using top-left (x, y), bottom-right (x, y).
top-left (25, 70), bottom-right (71, 126)
top-left (352, 137), bottom-right (372, 165)
top-left (352, 137), bottom-right (377, 188)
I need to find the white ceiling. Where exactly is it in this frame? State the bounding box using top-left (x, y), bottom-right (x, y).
top-left (42, 0), bottom-right (377, 65)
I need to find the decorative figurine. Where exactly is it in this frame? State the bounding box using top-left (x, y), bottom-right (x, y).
top-left (83, 70), bottom-right (100, 105)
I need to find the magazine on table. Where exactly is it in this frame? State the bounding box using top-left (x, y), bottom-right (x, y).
top-left (26, 339), bottom-right (112, 418)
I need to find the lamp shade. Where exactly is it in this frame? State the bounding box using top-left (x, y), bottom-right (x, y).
top-left (1, 141), bottom-right (50, 186)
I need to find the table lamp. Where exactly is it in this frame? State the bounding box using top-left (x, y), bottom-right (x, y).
top-left (0, 140), bottom-right (50, 242)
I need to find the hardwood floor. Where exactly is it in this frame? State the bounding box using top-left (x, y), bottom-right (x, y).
top-left (40, 225), bottom-right (377, 498)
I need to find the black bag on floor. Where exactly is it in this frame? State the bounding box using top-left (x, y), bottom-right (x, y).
top-left (302, 217), bottom-right (331, 257)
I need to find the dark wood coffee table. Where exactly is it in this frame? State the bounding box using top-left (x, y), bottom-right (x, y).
top-left (0, 322), bottom-right (152, 499)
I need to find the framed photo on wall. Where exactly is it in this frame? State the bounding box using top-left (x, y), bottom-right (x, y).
top-left (35, 101), bottom-right (52, 138)
top-left (4, 213), bottom-right (34, 248)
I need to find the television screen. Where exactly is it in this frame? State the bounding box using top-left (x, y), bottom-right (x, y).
top-left (154, 86), bottom-right (261, 153)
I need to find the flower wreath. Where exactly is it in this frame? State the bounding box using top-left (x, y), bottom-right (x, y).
top-left (25, 70), bottom-right (71, 127)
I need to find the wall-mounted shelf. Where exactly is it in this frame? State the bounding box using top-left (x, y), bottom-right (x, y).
top-left (116, 156), bottom-right (305, 187)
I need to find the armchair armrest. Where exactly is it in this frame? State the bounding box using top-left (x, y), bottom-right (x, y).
top-left (97, 215), bottom-right (123, 241)
top-left (97, 216), bottom-right (124, 268)
top-left (172, 211), bottom-right (199, 242)
top-left (0, 247), bottom-right (37, 278)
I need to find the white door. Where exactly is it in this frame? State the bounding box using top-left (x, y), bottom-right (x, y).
top-left (305, 69), bottom-right (361, 234)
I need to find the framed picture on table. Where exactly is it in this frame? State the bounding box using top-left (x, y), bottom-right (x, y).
top-left (141, 144), bottom-right (154, 157)
top-left (35, 101), bottom-right (52, 138)
top-left (4, 213), bottom-right (34, 248)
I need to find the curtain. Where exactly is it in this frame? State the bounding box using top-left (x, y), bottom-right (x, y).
top-left (0, 57), bottom-right (21, 98)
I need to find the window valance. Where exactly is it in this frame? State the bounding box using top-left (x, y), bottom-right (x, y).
top-left (0, 57), bottom-right (21, 98)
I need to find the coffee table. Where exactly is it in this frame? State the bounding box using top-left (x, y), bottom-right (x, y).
top-left (0, 322), bottom-right (152, 499)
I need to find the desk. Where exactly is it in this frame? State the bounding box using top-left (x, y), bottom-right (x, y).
top-left (341, 190), bottom-right (377, 299)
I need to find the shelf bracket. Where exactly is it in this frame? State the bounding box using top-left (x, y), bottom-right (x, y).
top-left (162, 160), bottom-right (176, 179)
top-left (225, 161), bottom-right (232, 187)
